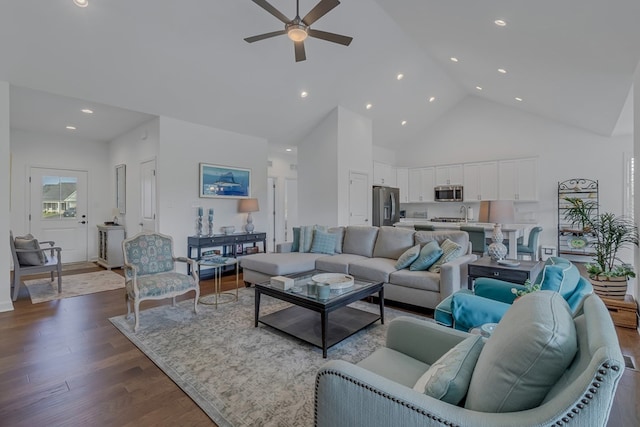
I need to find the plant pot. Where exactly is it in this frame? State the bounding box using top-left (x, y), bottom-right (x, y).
top-left (590, 275), bottom-right (628, 300)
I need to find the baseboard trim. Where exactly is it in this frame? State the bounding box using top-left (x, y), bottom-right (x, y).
top-left (0, 300), bottom-right (15, 312)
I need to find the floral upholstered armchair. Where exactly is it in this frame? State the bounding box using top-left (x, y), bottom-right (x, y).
top-left (122, 231), bottom-right (199, 331)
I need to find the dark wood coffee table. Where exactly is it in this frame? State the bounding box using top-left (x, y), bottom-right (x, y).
top-left (467, 257), bottom-right (543, 289)
top-left (254, 270), bottom-right (384, 358)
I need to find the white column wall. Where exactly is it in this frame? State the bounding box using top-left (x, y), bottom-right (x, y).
top-left (0, 82), bottom-right (11, 312)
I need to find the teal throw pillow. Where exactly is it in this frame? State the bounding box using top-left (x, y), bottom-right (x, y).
top-left (428, 239), bottom-right (463, 273)
top-left (413, 334), bottom-right (484, 404)
top-left (291, 227), bottom-right (300, 252)
top-left (310, 230), bottom-right (337, 255)
top-left (409, 241), bottom-right (443, 271)
top-left (395, 244), bottom-right (421, 270)
top-left (538, 263), bottom-right (581, 300)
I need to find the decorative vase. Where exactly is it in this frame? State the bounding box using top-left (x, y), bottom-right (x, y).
top-left (590, 276), bottom-right (628, 300)
top-left (488, 223), bottom-right (507, 261)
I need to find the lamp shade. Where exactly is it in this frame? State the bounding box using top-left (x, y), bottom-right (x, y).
top-left (478, 200), bottom-right (514, 224)
top-left (112, 208), bottom-right (121, 217)
top-left (238, 198), bottom-right (259, 213)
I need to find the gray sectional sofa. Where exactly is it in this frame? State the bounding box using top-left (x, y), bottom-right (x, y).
top-left (240, 226), bottom-right (478, 309)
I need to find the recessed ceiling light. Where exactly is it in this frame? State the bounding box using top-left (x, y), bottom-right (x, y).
top-left (401, 120), bottom-right (407, 126)
top-left (300, 91), bottom-right (308, 98)
top-left (498, 68), bottom-right (507, 74)
top-left (285, 148), bottom-right (293, 152)
top-left (396, 73), bottom-right (404, 80)
top-left (475, 86), bottom-right (483, 91)
top-left (66, 125), bottom-right (77, 130)
top-left (515, 97), bottom-right (523, 102)
top-left (450, 57), bottom-right (459, 62)
top-left (81, 108), bottom-right (93, 114)
top-left (428, 96), bottom-right (436, 103)
top-left (73, 0), bottom-right (88, 7)
top-left (494, 19), bottom-right (507, 27)
top-left (365, 103), bottom-right (373, 110)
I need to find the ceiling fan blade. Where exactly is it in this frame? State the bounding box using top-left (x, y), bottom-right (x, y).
top-left (302, 0), bottom-right (340, 26)
top-left (307, 29), bottom-right (352, 46)
top-left (244, 30), bottom-right (287, 43)
top-left (251, 0), bottom-right (291, 24)
top-left (294, 41), bottom-right (306, 62)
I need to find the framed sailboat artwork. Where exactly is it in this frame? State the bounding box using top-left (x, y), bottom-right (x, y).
top-left (199, 163), bottom-right (251, 198)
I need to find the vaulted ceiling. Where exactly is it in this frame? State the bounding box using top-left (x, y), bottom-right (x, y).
top-left (1, 0), bottom-right (638, 148)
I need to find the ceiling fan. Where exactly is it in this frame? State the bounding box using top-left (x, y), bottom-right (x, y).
top-left (244, 0), bottom-right (353, 62)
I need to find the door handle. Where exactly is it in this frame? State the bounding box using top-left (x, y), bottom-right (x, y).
top-left (79, 220), bottom-right (87, 224)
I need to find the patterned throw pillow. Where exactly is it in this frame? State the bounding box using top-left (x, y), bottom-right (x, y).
top-left (310, 230), bottom-right (338, 255)
top-left (413, 334), bottom-right (484, 404)
top-left (298, 225), bottom-right (327, 253)
top-left (395, 244), bottom-right (421, 270)
top-left (409, 241), bottom-right (443, 271)
top-left (428, 239), bottom-right (463, 273)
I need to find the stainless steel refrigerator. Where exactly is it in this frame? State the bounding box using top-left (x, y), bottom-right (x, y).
top-left (372, 186), bottom-right (400, 226)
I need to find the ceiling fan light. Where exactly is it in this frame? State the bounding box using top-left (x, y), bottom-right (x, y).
top-left (287, 25), bottom-right (308, 42)
top-left (73, 0), bottom-right (88, 7)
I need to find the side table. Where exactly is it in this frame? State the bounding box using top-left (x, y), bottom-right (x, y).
top-left (467, 257), bottom-right (542, 290)
top-left (198, 257), bottom-right (239, 307)
top-left (600, 295), bottom-right (637, 329)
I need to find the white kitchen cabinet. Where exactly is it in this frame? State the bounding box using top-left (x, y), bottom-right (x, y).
top-left (498, 157), bottom-right (538, 201)
top-left (396, 167), bottom-right (409, 203)
top-left (435, 164), bottom-right (463, 186)
top-left (97, 225), bottom-right (125, 269)
top-left (408, 167), bottom-right (435, 202)
top-left (463, 161), bottom-right (498, 201)
top-left (373, 161), bottom-right (396, 187)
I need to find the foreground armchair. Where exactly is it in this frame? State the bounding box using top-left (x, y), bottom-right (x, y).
top-left (122, 231), bottom-right (199, 331)
top-left (316, 292), bottom-right (623, 427)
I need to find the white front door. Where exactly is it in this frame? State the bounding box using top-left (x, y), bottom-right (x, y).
top-left (349, 171), bottom-right (369, 226)
top-left (267, 177), bottom-right (276, 252)
top-left (29, 167), bottom-right (88, 263)
top-left (140, 159), bottom-right (157, 232)
top-left (284, 178), bottom-right (298, 242)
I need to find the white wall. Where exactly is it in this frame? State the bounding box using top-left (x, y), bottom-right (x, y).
top-left (298, 109), bottom-right (339, 226)
top-left (0, 82), bottom-right (11, 312)
top-left (373, 145), bottom-right (397, 165)
top-left (396, 95), bottom-right (633, 253)
top-left (634, 68), bottom-right (640, 300)
top-left (109, 118), bottom-right (160, 235)
top-left (10, 129), bottom-right (112, 261)
top-left (156, 116), bottom-right (268, 268)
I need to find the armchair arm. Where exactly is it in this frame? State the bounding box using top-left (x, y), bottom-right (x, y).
top-left (316, 360), bottom-right (532, 427)
top-left (473, 278), bottom-right (522, 304)
top-left (439, 253), bottom-right (477, 297)
top-left (385, 317), bottom-right (469, 364)
top-left (174, 257), bottom-right (199, 283)
top-left (451, 292), bottom-right (510, 331)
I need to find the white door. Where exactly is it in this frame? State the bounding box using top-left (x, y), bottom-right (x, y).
top-left (267, 177), bottom-right (276, 252)
top-left (140, 159), bottom-right (157, 232)
top-left (29, 167), bottom-right (88, 263)
top-left (284, 178), bottom-right (298, 242)
top-left (349, 171), bottom-right (369, 226)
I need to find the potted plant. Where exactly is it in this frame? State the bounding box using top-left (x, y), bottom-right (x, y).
top-left (563, 197), bottom-right (639, 299)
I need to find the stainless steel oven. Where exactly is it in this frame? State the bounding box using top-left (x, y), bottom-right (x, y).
top-left (434, 185), bottom-right (463, 202)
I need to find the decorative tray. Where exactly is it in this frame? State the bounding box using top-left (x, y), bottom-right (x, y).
top-left (497, 260), bottom-right (520, 267)
top-left (311, 273), bottom-right (355, 290)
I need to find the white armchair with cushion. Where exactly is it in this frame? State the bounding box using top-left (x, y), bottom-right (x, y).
top-left (316, 291), bottom-right (624, 426)
top-left (10, 231), bottom-right (62, 301)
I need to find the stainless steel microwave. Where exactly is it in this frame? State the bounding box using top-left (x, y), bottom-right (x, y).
top-left (434, 185), bottom-right (463, 202)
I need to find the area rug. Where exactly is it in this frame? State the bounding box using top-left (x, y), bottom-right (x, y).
top-left (109, 288), bottom-right (430, 427)
top-left (25, 270), bottom-right (125, 304)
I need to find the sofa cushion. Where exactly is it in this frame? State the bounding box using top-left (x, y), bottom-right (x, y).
top-left (533, 256), bottom-right (571, 284)
top-left (315, 253), bottom-right (368, 274)
top-left (465, 291), bottom-right (577, 413)
top-left (310, 230), bottom-right (337, 255)
top-left (538, 263), bottom-right (581, 300)
top-left (357, 347), bottom-right (430, 388)
top-left (349, 258), bottom-right (398, 283)
top-left (14, 234), bottom-right (46, 266)
top-left (395, 244), bottom-right (421, 270)
top-left (388, 269), bottom-right (440, 292)
top-left (328, 226), bottom-right (345, 254)
top-left (291, 227), bottom-right (300, 252)
top-left (415, 230), bottom-right (469, 253)
top-left (428, 239), bottom-right (463, 273)
top-left (240, 252), bottom-right (324, 276)
top-left (373, 226), bottom-right (416, 259)
top-left (413, 334), bottom-right (484, 405)
top-left (409, 241), bottom-right (443, 271)
top-left (342, 226), bottom-right (379, 258)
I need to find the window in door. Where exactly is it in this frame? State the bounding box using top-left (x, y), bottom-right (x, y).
top-left (41, 175), bottom-right (78, 219)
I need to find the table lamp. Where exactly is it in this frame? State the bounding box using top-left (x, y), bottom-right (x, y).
top-left (238, 198), bottom-right (259, 233)
top-left (479, 200), bottom-right (515, 260)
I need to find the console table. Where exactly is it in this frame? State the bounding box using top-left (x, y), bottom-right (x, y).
top-left (467, 257), bottom-right (542, 290)
top-left (187, 232), bottom-right (266, 279)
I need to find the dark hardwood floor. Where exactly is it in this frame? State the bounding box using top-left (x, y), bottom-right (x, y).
top-left (1, 266), bottom-right (638, 426)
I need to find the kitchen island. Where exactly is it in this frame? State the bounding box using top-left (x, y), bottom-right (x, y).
top-left (395, 219), bottom-right (535, 260)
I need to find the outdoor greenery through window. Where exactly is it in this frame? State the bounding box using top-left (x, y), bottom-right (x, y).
top-left (41, 175), bottom-right (78, 219)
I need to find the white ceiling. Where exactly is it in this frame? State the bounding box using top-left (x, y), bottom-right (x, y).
top-left (1, 0), bottom-right (638, 148)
